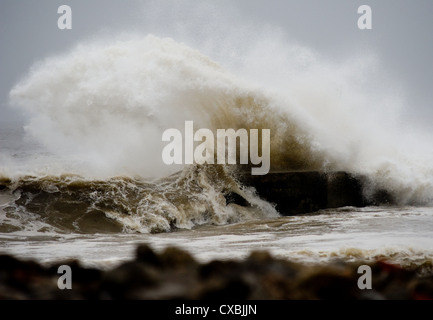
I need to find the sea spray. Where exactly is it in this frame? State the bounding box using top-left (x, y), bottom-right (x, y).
top-left (8, 35), bottom-right (433, 205)
top-left (9, 35), bottom-right (325, 179)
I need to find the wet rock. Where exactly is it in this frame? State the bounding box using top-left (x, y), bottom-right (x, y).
top-left (0, 254), bottom-right (47, 297)
top-left (295, 266), bottom-right (358, 300)
top-left (135, 244), bottom-right (161, 267)
top-left (326, 172), bottom-right (365, 208)
top-left (224, 192), bottom-right (249, 207)
top-left (199, 260), bottom-right (241, 280)
top-left (0, 245), bottom-right (432, 300)
top-left (367, 188), bottom-right (395, 206)
top-left (197, 260), bottom-right (251, 299)
top-left (102, 261), bottom-right (160, 299)
top-left (243, 171), bottom-right (328, 215)
top-left (159, 246), bottom-right (197, 269)
top-left (240, 171), bottom-right (396, 215)
top-left (410, 276), bottom-right (433, 300)
top-left (371, 260), bottom-right (414, 300)
top-left (196, 277), bottom-right (251, 300)
top-left (0, 178), bottom-right (10, 191)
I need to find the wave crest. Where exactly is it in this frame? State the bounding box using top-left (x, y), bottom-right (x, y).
top-left (7, 35), bottom-right (433, 207)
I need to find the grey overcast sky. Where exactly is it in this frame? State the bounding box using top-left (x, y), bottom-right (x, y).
top-left (1, 0), bottom-right (433, 127)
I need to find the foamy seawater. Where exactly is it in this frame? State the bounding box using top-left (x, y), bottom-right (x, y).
top-left (1, 205), bottom-right (433, 269)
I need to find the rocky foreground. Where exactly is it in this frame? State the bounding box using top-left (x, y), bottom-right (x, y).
top-left (0, 244), bottom-right (432, 300)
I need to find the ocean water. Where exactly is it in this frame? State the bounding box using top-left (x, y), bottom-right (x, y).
top-left (1, 36), bottom-right (433, 271)
top-left (1, 123), bottom-right (433, 271)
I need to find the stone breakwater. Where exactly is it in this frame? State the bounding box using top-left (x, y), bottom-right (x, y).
top-left (0, 244), bottom-right (432, 300)
top-left (240, 171), bottom-right (393, 215)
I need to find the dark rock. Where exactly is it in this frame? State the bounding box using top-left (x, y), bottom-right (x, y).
top-left (0, 246), bottom-right (432, 300)
top-left (411, 276), bottom-right (433, 300)
top-left (102, 261), bottom-right (160, 299)
top-left (0, 178), bottom-right (10, 191)
top-left (240, 171), bottom-right (395, 215)
top-left (224, 192), bottom-right (249, 207)
top-left (326, 172), bottom-right (365, 208)
top-left (242, 171), bottom-right (328, 215)
top-left (196, 277), bottom-right (251, 300)
top-left (295, 266), bottom-right (357, 300)
top-left (368, 189), bottom-right (395, 206)
top-left (0, 254), bottom-right (47, 289)
top-left (371, 260), bottom-right (414, 299)
top-left (247, 250), bottom-right (274, 263)
top-left (199, 260), bottom-right (242, 280)
top-left (159, 246), bottom-right (197, 269)
top-left (197, 260), bottom-right (251, 299)
top-left (135, 244), bottom-right (161, 267)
